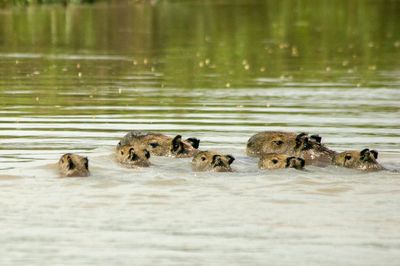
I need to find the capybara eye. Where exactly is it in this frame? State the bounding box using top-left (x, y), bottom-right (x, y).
top-left (150, 142), bottom-right (159, 148)
top-left (201, 156), bottom-right (206, 161)
top-left (273, 140), bottom-right (283, 145)
top-left (272, 159), bottom-right (279, 164)
top-left (121, 151), bottom-right (124, 155)
top-left (345, 155), bottom-right (352, 161)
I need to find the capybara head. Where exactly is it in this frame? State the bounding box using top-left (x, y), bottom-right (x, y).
top-left (118, 131), bottom-right (200, 158)
top-left (191, 151), bottom-right (235, 172)
top-left (333, 148), bottom-right (383, 171)
top-left (58, 153), bottom-right (90, 177)
top-left (258, 153), bottom-right (305, 170)
top-left (247, 131), bottom-right (336, 166)
top-left (116, 144), bottom-right (151, 168)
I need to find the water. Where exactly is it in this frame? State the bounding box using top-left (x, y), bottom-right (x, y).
top-left (1, 1), bottom-right (400, 265)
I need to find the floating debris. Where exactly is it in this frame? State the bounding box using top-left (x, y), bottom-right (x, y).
top-left (225, 82), bottom-right (230, 88)
top-left (368, 65), bottom-right (377, 70)
top-left (291, 46), bottom-right (299, 57)
top-left (279, 43), bottom-right (289, 49)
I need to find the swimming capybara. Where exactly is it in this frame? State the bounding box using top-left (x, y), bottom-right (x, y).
top-left (115, 143), bottom-right (151, 168)
top-left (58, 153), bottom-right (90, 177)
top-left (258, 153), bottom-right (305, 170)
top-left (118, 131), bottom-right (200, 158)
top-left (191, 150), bottom-right (235, 172)
top-left (333, 148), bottom-right (384, 171)
top-left (246, 131), bottom-right (336, 166)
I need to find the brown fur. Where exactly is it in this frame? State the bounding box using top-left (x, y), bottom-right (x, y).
top-left (191, 151), bottom-right (235, 172)
top-left (246, 131), bottom-right (336, 166)
top-left (333, 149), bottom-right (384, 171)
top-left (258, 153), bottom-right (305, 170)
top-left (58, 153), bottom-right (90, 177)
top-left (118, 131), bottom-right (200, 158)
top-left (115, 143), bottom-right (151, 168)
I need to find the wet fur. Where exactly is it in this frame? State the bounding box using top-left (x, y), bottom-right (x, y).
top-left (58, 153), bottom-right (90, 177)
top-left (333, 149), bottom-right (384, 171)
top-left (247, 131), bottom-right (336, 166)
top-left (118, 131), bottom-right (200, 158)
top-left (192, 150), bottom-right (235, 172)
top-left (115, 143), bottom-right (151, 168)
top-left (258, 153), bottom-right (305, 170)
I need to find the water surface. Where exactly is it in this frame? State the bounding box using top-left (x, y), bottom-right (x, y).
top-left (1, 1), bottom-right (400, 265)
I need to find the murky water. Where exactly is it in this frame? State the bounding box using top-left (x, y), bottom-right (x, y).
top-left (1, 1), bottom-right (400, 265)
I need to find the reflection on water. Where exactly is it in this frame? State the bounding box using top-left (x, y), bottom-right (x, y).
top-left (0, 1), bottom-right (400, 265)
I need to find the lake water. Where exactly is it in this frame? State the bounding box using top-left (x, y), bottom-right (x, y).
top-left (1, 1), bottom-right (400, 265)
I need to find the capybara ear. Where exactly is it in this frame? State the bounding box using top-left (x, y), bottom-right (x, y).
top-left (310, 134), bottom-right (322, 143)
top-left (171, 135), bottom-right (182, 152)
top-left (360, 148), bottom-right (370, 157)
top-left (84, 157), bottom-right (89, 170)
top-left (370, 150), bottom-right (378, 159)
top-left (286, 156), bottom-right (296, 167)
top-left (226, 155), bottom-right (235, 165)
top-left (360, 148), bottom-right (371, 161)
top-left (186, 138), bottom-right (200, 149)
top-left (296, 134), bottom-right (312, 150)
top-left (144, 149), bottom-right (151, 159)
top-left (211, 154), bottom-right (219, 164)
top-left (299, 158), bottom-right (305, 168)
top-left (67, 156), bottom-right (75, 170)
top-left (296, 132), bottom-right (308, 141)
